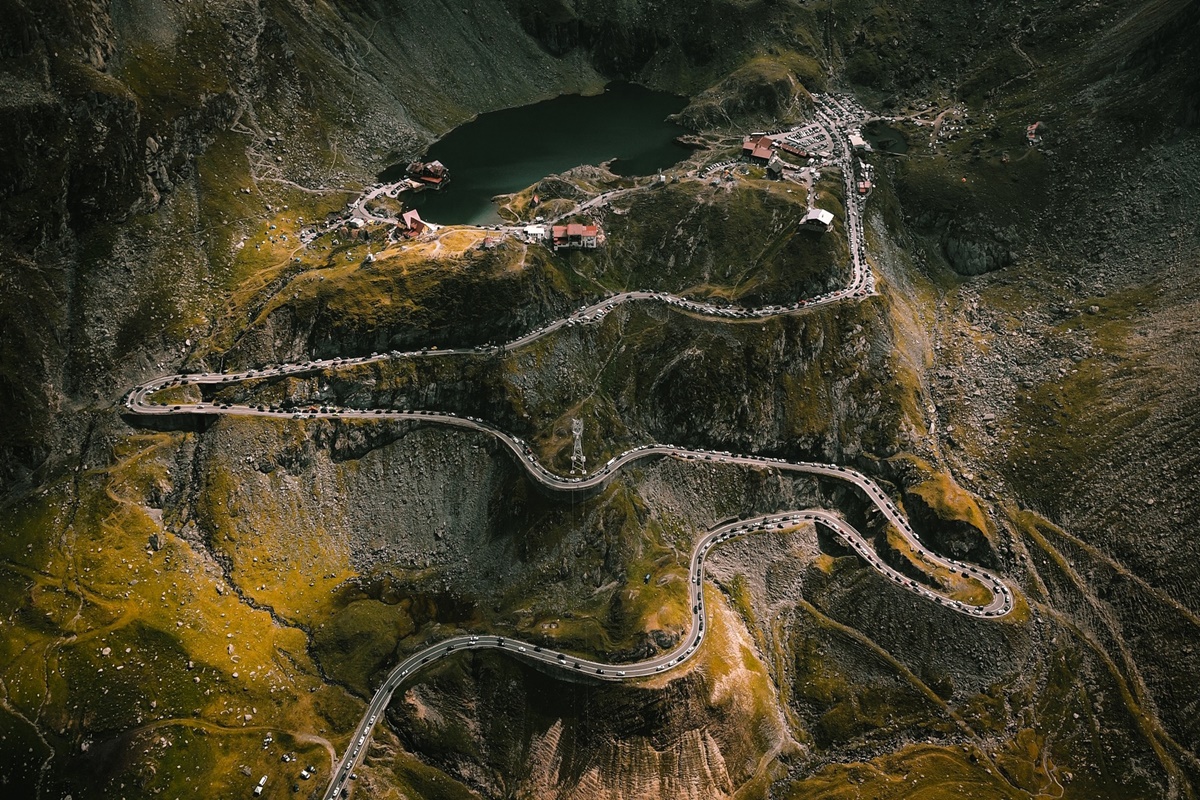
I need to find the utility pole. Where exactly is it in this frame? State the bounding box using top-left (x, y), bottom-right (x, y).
top-left (571, 419), bottom-right (586, 474)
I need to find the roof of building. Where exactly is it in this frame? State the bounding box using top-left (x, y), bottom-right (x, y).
top-left (582, 225), bottom-right (598, 236)
top-left (744, 134), bottom-right (777, 160)
top-left (802, 208), bottom-right (835, 226)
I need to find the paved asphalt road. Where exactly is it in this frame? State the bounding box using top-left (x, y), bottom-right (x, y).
top-left (121, 94), bottom-right (1012, 800)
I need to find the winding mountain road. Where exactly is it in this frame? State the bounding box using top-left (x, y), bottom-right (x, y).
top-left (121, 95), bottom-right (1012, 799)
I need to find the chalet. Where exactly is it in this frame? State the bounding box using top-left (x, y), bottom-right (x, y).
top-left (1026, 121), bottom-right (1042, 146)
top-left (800, 208), bottom-right (834, 232)
top-left (848, 132), bottom-right (871, 152)
top-left (406, 160), bottom-right (450, 189)
top-left (766, 155), bottom-right (786, 179)
top-left (742, 134), bottom-right (776, 164)
top-left (551, 222), bottom-right (600, 250)
top-left (402, 209), bottom-right (426, 235)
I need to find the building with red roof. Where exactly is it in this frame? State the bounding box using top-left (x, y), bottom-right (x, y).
top-left (406, 159), bottom-right (450, 189)
top-left (779, 142), bottom-right (808, 159)
top-left (551, 222), bottom-right (601, 250)
top-left (401, 209), bottom-right (426, 235)
top-left (742, 134), bottom-right (776, 163)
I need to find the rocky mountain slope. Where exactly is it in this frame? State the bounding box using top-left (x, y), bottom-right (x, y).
top-left (2, 0), bottom-right (1199, 798)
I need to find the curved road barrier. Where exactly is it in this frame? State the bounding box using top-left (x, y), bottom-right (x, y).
top-left (120, 94), bottom-right (1013, 799)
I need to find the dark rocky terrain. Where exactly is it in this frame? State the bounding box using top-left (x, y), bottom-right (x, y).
top-left (1, 0), bottom-right (1198, 798)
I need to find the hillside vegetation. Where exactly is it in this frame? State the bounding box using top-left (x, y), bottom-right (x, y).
top-left (1, 0), bottom-right (1198, 798)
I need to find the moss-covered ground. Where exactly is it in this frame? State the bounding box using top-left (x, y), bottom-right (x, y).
top-left (13, 2), bottom-right (1195, 790)
top-left (0, 433), bottom-right (362, 798)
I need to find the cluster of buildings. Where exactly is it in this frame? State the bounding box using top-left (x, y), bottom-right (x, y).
top-left (856, 159), bottom-right (874, 196)
top-left (328, 206), bottom-right (434, 250)
top-left (743, 126), bottom-right (848, 180)
top-left (739, 131), bottom-right (835, 235)
top-left (742, 134), bottom-right (792, 180)
top-left (743, 122), bottom-right (838, 170)
top-left (406, 160), bottom-right (450, 189)
top-left (742, 134), bottom-right (777, 163)
top-left (552, 223), bottom-right (600, 250)
top-left (518, 222), bottom-right (603, 250)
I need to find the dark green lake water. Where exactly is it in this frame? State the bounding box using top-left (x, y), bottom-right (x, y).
top-left (380, 82), bottom-right (690, 225)
top-left (862, 120), bottom-right (909, 154)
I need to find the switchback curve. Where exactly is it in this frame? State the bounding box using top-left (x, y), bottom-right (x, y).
top-left (119, 94), bottom-right (1015, 800)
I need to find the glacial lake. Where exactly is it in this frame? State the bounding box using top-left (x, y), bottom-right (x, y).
top-left (380, 82), bottom-right (690, 225)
